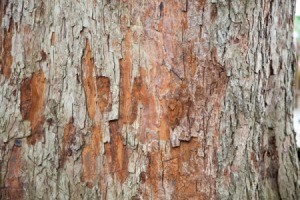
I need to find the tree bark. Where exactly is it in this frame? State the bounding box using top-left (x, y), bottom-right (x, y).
top-left (0, 0), bottom-right (299, 199)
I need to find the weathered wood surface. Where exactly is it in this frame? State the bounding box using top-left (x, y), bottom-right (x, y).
top-left (0, 0), bottom-right (299, 199)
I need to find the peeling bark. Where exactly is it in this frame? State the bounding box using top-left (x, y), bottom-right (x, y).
top-left (0, 0), bottom-right (299, 199)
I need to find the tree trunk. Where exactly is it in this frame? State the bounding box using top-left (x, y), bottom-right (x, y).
top-left (0, 0), bottom-right (299, 199)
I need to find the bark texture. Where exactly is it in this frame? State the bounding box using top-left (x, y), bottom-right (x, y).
top-left (0, 0), bottom-right (299, 199)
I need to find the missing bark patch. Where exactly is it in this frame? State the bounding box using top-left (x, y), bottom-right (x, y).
top-left (167, 82), bottom-right (194, 146)
top-left (20, 70), bottom-right (46, 145)
top-left (1, 20), bottom-right (14, 79)
top-left (83, 39), bottom-right (114, 120)
top-left (96, 76), bottom-right (111, 113)
top-left (210, 4), bottom-right (217, 23)
top-left (199, 0), bottom-right (206, 8)
top-left (51, 32), bottom-right (55, 45)
top-left (108, 121), bottom-right (129, 183)
top-left (82, 124), bottom-right (102, 184)
top-left (60, 120), bottom-right (76, 167)
top-left (167, 99), bottom-right (184, 128)
top-left (82, 39), bottom-right (97, 119)
top-left (1, 146), bottom-right (23, 199)
top-left (119, 30), bottom-right (133, 123)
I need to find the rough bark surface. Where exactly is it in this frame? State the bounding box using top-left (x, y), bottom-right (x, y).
top-left (0, 0), bottom-right (299, 199)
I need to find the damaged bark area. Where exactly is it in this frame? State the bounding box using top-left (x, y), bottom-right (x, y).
top-left (97, 76), bottom-right (111, 114)
top-left (20, 70), bottom-right (46, 145)
top-left (0, 0), bottom-right (299, 199)
top-left (1, 146), bottom-right (23, 199)
top-left (1, 19), bottom-right (13, 79)
top-left (60, 119), bottom-right (76, 167)
top-left (82, 39), bottom-right (97, 120)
